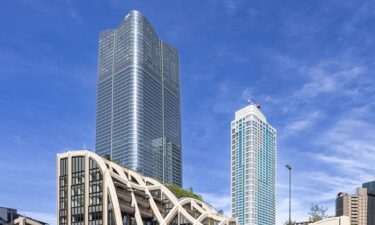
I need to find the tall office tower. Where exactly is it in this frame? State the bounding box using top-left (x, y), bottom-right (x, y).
top-left (336, 188), bottom-right (368, 225)
top-left (95, 10), bottom-right (182, 186)
top-left (230, 104), bottom-right (276, 225)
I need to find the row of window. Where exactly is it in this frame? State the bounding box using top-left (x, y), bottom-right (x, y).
top-left (89, 159), bottom-right (103, 223)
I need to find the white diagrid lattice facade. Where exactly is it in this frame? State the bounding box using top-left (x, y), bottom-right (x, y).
top-left (57, 150), bottom-right (239, 225)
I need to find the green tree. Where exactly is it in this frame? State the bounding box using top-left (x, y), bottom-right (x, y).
top-left (164, 183), bottom-right (203, 201)
top-left (308, 203), bottom-right (328, 222)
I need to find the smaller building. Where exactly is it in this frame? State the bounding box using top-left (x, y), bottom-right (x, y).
top-left (9, 216), bottom-right (48, 225)
top-left (336, 188), bottom-right (367, 225)
top-left (0, 207), bottom-right (17, 225)
top-left (294, 222), bottom-right (309, 225)
top-left (0, 207), bottom-right (48, 225)
top-left (309, 216), bottom-right (349, 225)
top-left (336, 180), bottom-right (375, 225)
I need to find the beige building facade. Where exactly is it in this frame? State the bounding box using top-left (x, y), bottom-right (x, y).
top-left (336, 188), bottom-right (368, 225)
top-left (9, 217), bottom-right (47, 225)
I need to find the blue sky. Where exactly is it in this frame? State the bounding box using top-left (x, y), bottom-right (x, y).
top-left (1, 0), bottom-right (375, 224)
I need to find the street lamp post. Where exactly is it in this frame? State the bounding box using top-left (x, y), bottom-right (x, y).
top-left (285, 164), bottom-right (292, 225)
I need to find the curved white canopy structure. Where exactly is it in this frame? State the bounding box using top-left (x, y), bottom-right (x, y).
top-left (57, 150), bottom-right (238, 225)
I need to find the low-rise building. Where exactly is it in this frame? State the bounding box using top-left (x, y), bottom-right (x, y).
top-left (309, 216), bottom-right (349, 225)
top-left (336, 180), bottom-right (375, 225)
top-left (336, 188), bottom-right (367, 225)
top-left (57, 150), bottom-right (239, 225)
top-left (9, 216), bottom-right (48, 225)
top-left (0, 207), bottom-right (47, 225)
top-left (0, 207), bottom-right (17, 224)
top-left (294, 221), bottom-right (309, 225)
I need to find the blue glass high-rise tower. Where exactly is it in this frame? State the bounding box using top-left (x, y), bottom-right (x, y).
top-left (95, 10), bottom-right (182, 186)
top-left (231, 104), bottom-right (276, 225)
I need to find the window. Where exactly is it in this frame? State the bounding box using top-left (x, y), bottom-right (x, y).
top-left (72, 156), bottom-right (85, 225)
top-left (89, 158), bottom-right (103, 225)
top-left (59, 158), bottom-right (68, 225)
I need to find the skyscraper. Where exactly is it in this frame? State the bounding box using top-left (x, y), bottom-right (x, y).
top-left (230, 104), bottom-right (276, 225)
top-left (95, 10), bottom-right (182, 186)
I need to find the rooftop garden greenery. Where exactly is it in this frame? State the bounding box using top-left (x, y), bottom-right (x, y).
top-left (164, 183), bottom-right (203, 201)
top-left (102, 156), bottom-right (203, 202)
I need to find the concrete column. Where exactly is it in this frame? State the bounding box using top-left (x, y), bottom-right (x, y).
top-left (57, 156), bottom-right (60, 225)
top-left (67, 154), bottom-right (72, 225)
top-left (103, 169), bottom-right (108, 225)
top-left (85, 153), bottom-right (90, 225)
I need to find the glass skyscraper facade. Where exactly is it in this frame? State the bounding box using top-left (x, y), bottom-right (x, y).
top-left (231, 104), bottom-right (276, 225)
top-left (95, 10), bottom-right (182, 186)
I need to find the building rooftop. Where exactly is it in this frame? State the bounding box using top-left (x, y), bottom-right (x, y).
top-left (234, 104), bottom-right (266, 122)
top-left (362, 180), bottom-right (375, 193)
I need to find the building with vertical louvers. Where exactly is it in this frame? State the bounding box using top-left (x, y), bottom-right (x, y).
top-left (336, 180), bottom-right (375, 225)
top-left (336, 190), bottom-right (368, 225)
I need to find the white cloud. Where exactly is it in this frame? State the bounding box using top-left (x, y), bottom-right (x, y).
top-left (212, 82), bottom-right (253, 114)
top-left (241, 87), bottom-right (253, 102)
top-left (284, 111), bottom-right (323, 135)
top-left (199, 192), bottom-right (232, 216)
top-left (314, 154), bottom-right (370, 172)
top-left (276, 171), bottom-right (357, 224)
top-left (277, 197), bottom-right (310, 225)
top-left (277, 104), bottom-right (375, 223)
top-left (297, 76), bottom-right (336, 98)
top-left (313, 117), bottom-right (375, 182)
top-left (339, 3), bottom-right (373, 44)
top-left (223, 0), bottom-right (244, 14)
top-left (295, 62), bottom-right (365, 99)
top-left (272, 50), bottom-right (375, 223)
